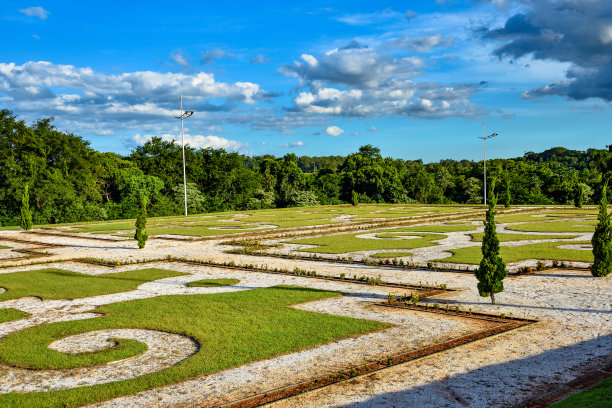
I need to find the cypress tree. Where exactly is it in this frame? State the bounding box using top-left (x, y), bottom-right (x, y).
top-left (134, 197), bottom-right (148, 249)
top-left (351, 190), bottom-right (358, 206)
top-left (20, 184), bottom-right (33, 230)
top-left (574, 183), bottom-right (584, 208)
top-left (591, 181), bottom-right (611, 277)
top-left (503, 180), bottom-right (511, 208)
top-left (475, 179), bottom-right (507, 304)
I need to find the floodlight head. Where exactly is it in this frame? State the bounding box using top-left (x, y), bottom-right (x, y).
top-left (176, 110), bottom-right (194, 120)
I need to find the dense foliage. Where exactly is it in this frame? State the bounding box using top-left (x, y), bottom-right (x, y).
top-left (591, 181), bottom-right (611, 277)
top-left (0, 109), bottom-right (609, 226)
top-left (475, 180), bottom-right (507, 304)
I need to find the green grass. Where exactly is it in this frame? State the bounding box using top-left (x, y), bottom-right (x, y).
top-left (506, 221), bottom-right (595, 233)
top-left (0, 269), bottom-right (185, 301)
top-left (551, 376), bottom-right (612, 407)
top-left (469, 233), bottom-right (582, 242)
top-left (187, 278), bottom-right (240, 287)
top-left (437, 242), bottom-right (593, 264)
top-left (0, 245), bottom-right (10, 250)
top-left (0, 286), bottom-right (388, 407)
top-left (287, 230), bottom-right (444, 254)
top-left (384, 224), bottom-right (477, 233)
top-left (371, 251), bottom-right (413, 258)
top-left (0, 308), bottom-right (30, 323)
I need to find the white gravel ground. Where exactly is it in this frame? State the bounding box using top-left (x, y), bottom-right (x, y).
top-left (0, 226), bottom-right (608, 408)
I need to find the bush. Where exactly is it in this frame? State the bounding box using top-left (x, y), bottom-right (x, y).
top-left (134, 198), bottom-right (148, 249)
top-left (591, 181), bottom-right (611, 277)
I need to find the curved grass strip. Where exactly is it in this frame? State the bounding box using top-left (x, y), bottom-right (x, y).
top-left (0, 268), bottom-right (185, 301)
top-left (371, 252), bottom-right (413, 259)
top-left (287, 232), bottom-right (444, 254)
top-left (379, 224), bottom-right (476, 233)
top-left (436, 242), bottom-right (593, 264)
top-left (506, 221), bottom-right (595, 233)
top-left (0, 286), bottom-right (388, 407)
top-left (469, 233), bottom-right (582, 242)
top-left (0, 245), bottom-right (10, 250)
top-left (0, 308), bottom-right (29, 323)
top-left (187, 278), bottom-right (240, 287)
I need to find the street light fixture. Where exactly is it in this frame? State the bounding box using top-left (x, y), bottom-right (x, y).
top-left (478, 120), bottom-right (498, 206)
top-left (175, 94), bottom-right (195, 216)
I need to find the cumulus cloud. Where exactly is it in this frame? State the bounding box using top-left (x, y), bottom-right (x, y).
top-left (324, 126), bottom-right (344, 137)
top-left (130, 133), bottom-right (247, 151)
top-left (19, 6), bottom-right (50, 19)
top-left (281, 46), bottom-right (423, 89)
top-left (386, 34), bottom-right (454, 52)
top-left (0, 61), bottom-right (265, 114)
top-left (484, 0), bottom-right (612, 101)
top-left (282, 44), bottom-right (482, 119)
top-left (279, 141), bottom-right (304, 148)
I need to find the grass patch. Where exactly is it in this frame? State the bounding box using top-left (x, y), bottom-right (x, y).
top-left (0, 245), bottom-right (10, 250)
top-left (371, 252), bottom-right (413, 258)
top-left (0, 286), bottom-right (388, 407)
top-left (506, 221), bottom-right (595, 233)
top-left (469, 233), bottom-right (581, 242)
top-left (551, 376), bottom-right (612, 407)
top-left (384, 224), bottom-right (477, 233)
top-left (287, 231), bottom-right (444, 254)
top-left (0, 308), bottom-right (30, 323)
top-left (0, 269), bottom-right (185, 301)
top-left (187, 278), bottom-right (240, 287)
top-left (437, 242), bottom-right (593, 264)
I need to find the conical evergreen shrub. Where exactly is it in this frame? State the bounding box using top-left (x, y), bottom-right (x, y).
top-left (134, 197), bottom-right (148, 249)
top-left (591, 181), bottom-right (611, 277)
top-left (20, 184), bottom-right (33, 230)
top-left (475, 179), bottom-right (507, 304)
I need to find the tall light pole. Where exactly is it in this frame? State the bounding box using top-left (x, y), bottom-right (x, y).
top-left (176, 94), bottom-right (194, 216)
top-left (478, 120), bottom-right (498, 206)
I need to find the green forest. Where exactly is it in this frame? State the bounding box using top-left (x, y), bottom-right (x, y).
top-left (1, 109), bottom-right (610, 226)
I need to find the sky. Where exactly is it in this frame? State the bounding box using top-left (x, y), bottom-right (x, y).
top-left (0, 0), bottom-right (611, 162)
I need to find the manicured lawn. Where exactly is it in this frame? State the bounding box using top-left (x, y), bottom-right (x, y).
top-left (0, 308), bottom-right (29, 323)
top-left (437, 242), bottom-right (593, 264)
top-left (371, 251), bottom-right (413, 258)
top-left (187, 278), bottom-right (240, 287)
top-left (0, 269), bottom-right (185, 301)
top-left (551, 376), bottom-right (612, 407)
top-left (384, 224), bottom-right (477, 233)
top-left (0, 286), bottom-right (388, 407)
top-left (287, 231), bottom-right (444, 254)
top-left (506, 221), bottom-right (595, 233)
top-left (469, 233), bottom-right (581, 242)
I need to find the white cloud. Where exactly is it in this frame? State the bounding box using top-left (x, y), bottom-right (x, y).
top-left (130, 133), bottom-right (247, 151)
top-left (200, 49), bottom-right (233, 64)
top-left (279, 141), bottom-right (304, 148)
top-left (325, 126), bottom-right (344, 137)
top-left (19, 6), bottom-right (50, 19)
top-left (386, 34), bottom-right (454, 52)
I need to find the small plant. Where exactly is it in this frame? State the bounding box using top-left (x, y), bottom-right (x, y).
top-left (439, 283), bottom-right (447, 290)
top-left (433, 303), bottom-right (440, 309)
top-left (387, 293), bottom-right (395, 303)
top-left (411, 294), bottom-right (419, 305)
top-left (536, 261), bottom-right (545, 271)
top-left (427, 261), bottom-right (434, 269)
top-left (340, 273), bottom-right (346, 280)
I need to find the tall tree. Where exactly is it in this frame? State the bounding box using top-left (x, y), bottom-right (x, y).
top-left (591, 181), bottom-right (611, 277)
top-left (134, 198), bottom-right (148, 249)
top-left (20, 184), bottom-right (33, 230)
top-left (475, 179), bottom-right (507, 304)
top-left (574, 182), bottom-right (584, 208)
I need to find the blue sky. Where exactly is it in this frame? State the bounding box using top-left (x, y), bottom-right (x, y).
top-left (1, 0), bottom-right (610, 162)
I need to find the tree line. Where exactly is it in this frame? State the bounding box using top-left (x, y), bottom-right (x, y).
top-left (1, 109), bottom-right (610, 226)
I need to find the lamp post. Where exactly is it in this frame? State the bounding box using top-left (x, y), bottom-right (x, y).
top-left (176, 94), bottom-right (194, 216)
top-left (478, 121), bottom-right (498, 206)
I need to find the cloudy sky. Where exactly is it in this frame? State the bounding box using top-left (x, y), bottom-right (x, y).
top-left (1, 0), bottom-right (610, 161)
